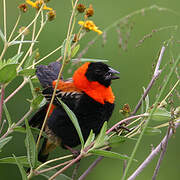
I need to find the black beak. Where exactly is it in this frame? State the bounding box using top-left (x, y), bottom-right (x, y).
top-left (105, 67), bottom-right (120, 80)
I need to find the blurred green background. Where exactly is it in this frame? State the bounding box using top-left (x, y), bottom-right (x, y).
top-left (0, 0), bottom-right (180, 179)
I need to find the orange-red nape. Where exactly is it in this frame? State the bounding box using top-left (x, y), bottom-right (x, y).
top-left (73, 62), bottom-right (115, 104)
top-left (52, 80), bottom-right (82, 93)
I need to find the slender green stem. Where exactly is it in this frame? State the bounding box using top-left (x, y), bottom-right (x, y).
top-left (17, 19), bottom-right (47, 71)
top-left (161, 79), bottom-right (180, 103)
top-left (35, 154), bottom-right (73, 171)
top-left (4, 78), bottom-right (28, 103)
top-left (0, 42), bottom-right (8, 60)
top-left (0, 108), bottom-right (33, 140)
top-left (123, 54), bottom-right (180, 180)
top-left (30, 14), bottom-right (37, 56)
top-left (8, 14), bottom-right (21, 42)
top-left (3, 0), bottom-right (7, 41)
top-left (27, 45), bottom-right (63, 69)
top-left (11, 5), bottom-right (43, 43)
top-left (0, 84), bottom-right (5, 127)
top-left (35, 0), bottom-right (79, 150)
top-left (17, 35), bottom-right (24, 54)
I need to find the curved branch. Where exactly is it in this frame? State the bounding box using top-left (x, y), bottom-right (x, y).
top-left (128, 119), bottom-right (180, 180)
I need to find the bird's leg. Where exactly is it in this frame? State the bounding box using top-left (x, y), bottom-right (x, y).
top-left (114, 124), bottom-right (131, 133)
top-left (64, 145), bottom-right (80, 158)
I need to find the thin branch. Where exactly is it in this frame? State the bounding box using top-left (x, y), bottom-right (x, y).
top-left (72, 160), bottom-right (81, 180)
top-left (35, 160), bottom-right (72, 175)
top-left (49, 154), bottom-right (83, 180)
top-left (123, 52), bottom-right (180, 180)
top-left (152, 126), bottom-right (171, 180)
top-left (36, 154), bottom-right (73, 171)
top-left (0, 108), bottom-right (33, 140)
top-left (8, 14), bottom-right (21, 42)
top-left (11, 5), bottom-right (43, 43)
top-left (106, 113), bottom-right (148, 134)
top-left (3, 0), bottom-right (7, 41)
top-left (78, 156), bottom-right (104, 180)
top-left (132, 46), bottom-right (165, 115)
top-left (0, 85), bottom-right (5, 127)
top-left (35, 0), bottom-right (79, 151)
top-left (27, 45), bottom-right (63, 69)
top-left (4, 78), bottom-right (28, 103)
top-left (128, 119), bottom-right (180, 180)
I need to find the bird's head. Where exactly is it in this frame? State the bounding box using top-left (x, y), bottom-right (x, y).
top-left (85, 62), bottom-right (119, 87)
top-left (73, 62), bottom-right (119, 89)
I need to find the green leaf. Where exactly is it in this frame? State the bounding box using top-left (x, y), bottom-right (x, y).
top-left (0, 28), bottom-right (5, 42)
top-left (94, 121), bottom-right (108, 149)
top-left (150, 108), bottom-right (171, 122)
top-left (13, 155), bottom-right (27, 180)
top-left (14, 126), bottom-right (48, 138)
top-left (18, 68), bottom-right (36, 76)
top-left (3, 103), bottom-right (12, 126)
top-left (84, 130), bottom-right (95, 149)
top-left (108, 136), bottom-right (127, 147)
top-left (57, 98), bottom-right (84, 148)
top-left (7, 52), bottom-right (23, 64)
top-left (71, 44), bottom-right (80, 58)
top-left (61, 37), bottom-right (73, 58)
top-left (25, 119), bottom-right (37, 168)
top-left (90, 149), bottom-right (133, 161)
top-left (72, 58), bottom-right (108, 62)
top-left (31, 95), bottom-right (44, 110)
top-left (0, 156), bottom-right (29, 166)
top-left (24, 49), bottom-right (39, 68)
top-left (0, 64), bottom-right (18, 84)
top-left (143, 87), bottom-right (149, 112)
top-left (143, 127), bottom-right (161, 136)
top-left (0, 136), bottom-right (12, 151)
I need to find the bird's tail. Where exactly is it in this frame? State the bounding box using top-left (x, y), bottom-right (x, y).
top-left (38, 138), bottom-right (57, 163)
top-left (36, 62), bottom-right (62, 88)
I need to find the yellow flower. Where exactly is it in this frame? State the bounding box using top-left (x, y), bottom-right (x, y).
top-left (26, 0), bottom-right (52, 10)
top-left (78, 20), bottom-right (103, 35)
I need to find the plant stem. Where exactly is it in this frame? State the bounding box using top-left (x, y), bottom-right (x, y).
top-left (78, 156), bottom-right (104, 180)
top-left (35, 160), bottom-right (72, 175)
top-left (49, 154), bottom-right (83, 180)
top-left (17, 19), bottom-right (47, 71)
top-left (35, 0), bottom-right (79, 151)
top-left (27, 45), bottom-right (63, 69)
top-left (4, 78), bottom-right (28, 103)
top-left (3, 0), bottom-right (7, 41)
top-left (0, 84), bottom-right (5, 127)
top-left (128, 119), bottom-right (180, 180)
top-left (123, 52), bottom-right (180, 180)
top-left (0, 42), bottom-right (8, 60)
top-left (11, 5), bottom-right (43, 43)
top-left (17, 35), bottom-right (24, 54)
top-left (152, 126), bottom-right (171, 180)
top-left (35, 154), bottom-right (73, 171)
top-left (106, 113), bottom-right (148, 134)
top-left (8, 14), bottom-right (21, 42)
top-left (0, 108), bottom-right (33, 140)
top-left (131, 46), bottom-right (165, 115)
top-left (161, 79), bottom-right (180, 103)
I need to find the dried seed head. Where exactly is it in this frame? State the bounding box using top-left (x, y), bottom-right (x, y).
top-left (47, 10), bottom-right (56, 21)
top-left (18, 3), bottom-right (28, 13)
top-left (85, 4), bottom-right (94, 18)
top-left (35, 51), bottom-right (40, 60)
top-left (77, 4), bottom-right (86, 13)
top-left (18, 26), bottom-right (30, 36)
